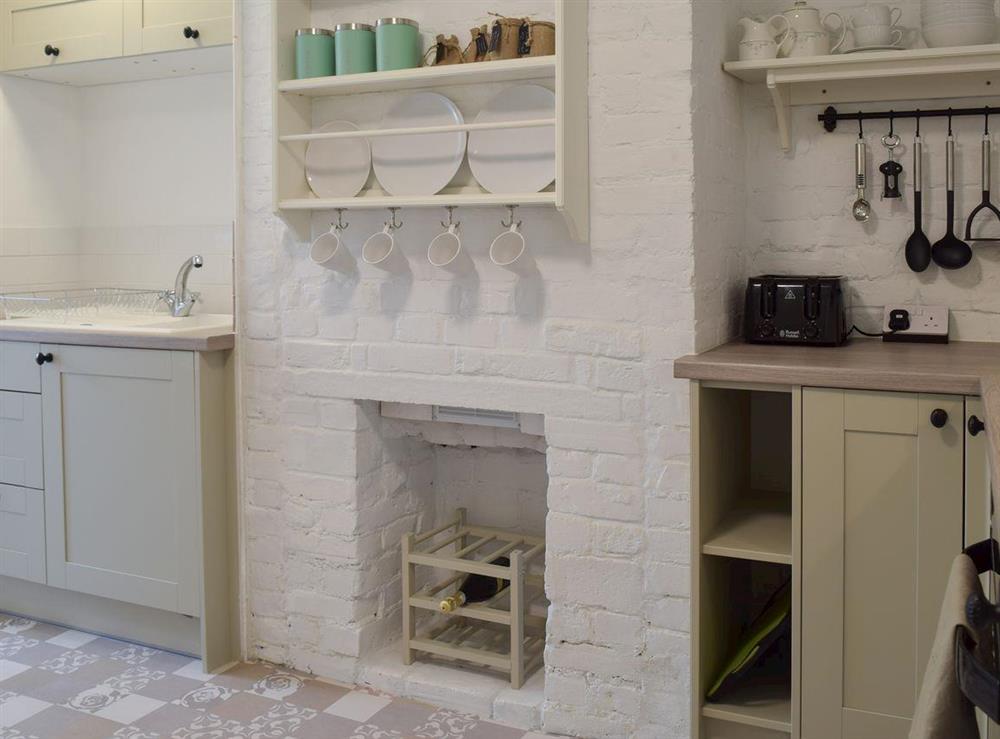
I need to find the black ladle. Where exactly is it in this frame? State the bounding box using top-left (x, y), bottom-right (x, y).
top-left (931, 131), bottom-right (973, 269)
top-left (905, 133), bottom-right (931, 271)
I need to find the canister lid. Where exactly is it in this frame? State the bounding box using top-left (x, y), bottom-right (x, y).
top-left (295, 27), bottom-right (333, 36)
top-left (335, 22), bottom-right (375, 32)
top-left (376, 17), bottom-right (418, 28)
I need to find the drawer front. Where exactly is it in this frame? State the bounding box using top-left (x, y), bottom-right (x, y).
top-left (1, 0), bottom-right (124, 72)
top-left (0, 484), bottom-right (46, 583)
top-left (0, 342), bottom-right (41, 393)
top-left (0, 391), bottom-right (43, 489)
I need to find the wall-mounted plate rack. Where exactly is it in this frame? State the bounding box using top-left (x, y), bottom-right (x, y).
top-left (271, 0), bottom-right (589, 242)
top-left (723, 44), bottom-right (1000, 151)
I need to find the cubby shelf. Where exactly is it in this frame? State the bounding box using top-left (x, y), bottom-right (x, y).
top-left (724, 43), bottom-right (1000, 151)
top-left (701, 677), bottom-right (792, 734)
top-left (279, 191), bottom-right (555, 211)
top-left (701, 491), bottom-right (792, 565)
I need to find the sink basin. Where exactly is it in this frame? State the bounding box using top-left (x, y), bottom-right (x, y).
top-left (0, 313), bottom-right (233, 335)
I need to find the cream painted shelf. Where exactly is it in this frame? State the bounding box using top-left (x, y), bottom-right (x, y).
top-left (724, 43), bottom-right (1000, 151)
top-left (702, 677), bottom-right (792, 734)
top-left (701, 491), bottom-right (792, 565)
top-left (277, 55), bottom-right (555, 96)
top-left (271, 0), bottom-right (589, 242)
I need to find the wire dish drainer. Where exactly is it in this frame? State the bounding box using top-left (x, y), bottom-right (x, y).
top-left (0, 288), bottom-right (174, 321)
top-left (402, 508), bottom-right (547, 688)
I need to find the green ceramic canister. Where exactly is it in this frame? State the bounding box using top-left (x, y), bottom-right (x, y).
top-left (295, 28), bottom-right (335, 79)
top-left (334, 23), bottom-right (375, 75)
top-left (375, 18), bottom-right (421, 72)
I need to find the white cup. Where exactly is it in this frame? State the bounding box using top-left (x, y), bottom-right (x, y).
top-left (490, 223), bottom-right (526, 267)
top-left (428, 224), bottom-right (462, 267)
top-left (852, 23), bottom-right (903, 47)
top-left (850, 4), bottom-right (902, 28)
top-left (309, 227), bottom-right (344, 266)
top-left (362, 224), bottom-right (397, 266)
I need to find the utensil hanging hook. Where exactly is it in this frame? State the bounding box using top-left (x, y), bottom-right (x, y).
top-left (986, 106), bottom-right (991, 136)
top-left (333, 209), bottom-right (348, 231)
top-left (916, 109), bottom-right (921, 137)
top-left (440, 206), bottom-right (460, 229)
top-left (858, 115), bottom-right (864, 138)
top-left (500, 205), bottom-right (521, 229)
top-left (385, 207), bottom-right (403, 230)
top-left (948, 108), bottom-right (954, 137)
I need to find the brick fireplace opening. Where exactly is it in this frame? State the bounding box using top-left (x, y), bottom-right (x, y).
top-left (352, 400), bottom-right (550, 727)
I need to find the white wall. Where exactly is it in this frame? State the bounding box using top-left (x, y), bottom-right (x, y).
top-left (739, 0), bottom-right (1000, 340)
top-left (239, 1), bottom-right (699, 736)
top-left (0, 76), bottom-right (82, 291)
top-left (0, 71), bottom-right (233, 313)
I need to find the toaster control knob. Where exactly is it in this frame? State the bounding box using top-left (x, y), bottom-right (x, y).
top-left (759, 320), bottom-right (775, 338)
top-left (804, 322), bottom-right (819, 339)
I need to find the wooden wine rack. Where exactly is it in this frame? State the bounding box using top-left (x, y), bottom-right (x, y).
top-left (401, 509), bottom-right (547, 688)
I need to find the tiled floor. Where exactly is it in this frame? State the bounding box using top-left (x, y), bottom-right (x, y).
top-left (0, 614), bottom-right (552, 739)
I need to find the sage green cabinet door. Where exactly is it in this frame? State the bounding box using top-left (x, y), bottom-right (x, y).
top-left (802, 388), bottom-right (964, 739)
top-left (41, 345), bottom-right (201, 616)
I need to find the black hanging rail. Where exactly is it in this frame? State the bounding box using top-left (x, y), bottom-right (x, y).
top-left (818, 104), bottom-right (1000, 133)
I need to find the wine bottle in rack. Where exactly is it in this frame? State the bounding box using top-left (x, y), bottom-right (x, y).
top-left (439, 556), bottom-right (511, 613)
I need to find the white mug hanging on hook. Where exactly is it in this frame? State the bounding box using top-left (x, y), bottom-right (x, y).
top-left (428, 207), bottom-right (464, 268)
top-left (778, 1), bottom-right (847, 57)
top-left (363, 208), bottom-right (404, 269)
top-left (490, 206), bottom-right (526, 267)
top-left (310, 210), bottom-right (349, 268)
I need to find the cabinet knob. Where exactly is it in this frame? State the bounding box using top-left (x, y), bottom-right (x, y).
top-left (44, 44), bottom-right (59, 57)
top-left (930, 408), bottom-right (949, 428)
top-left (183, 26), bottom-right (200, 39)
top-left (969, 415), bottom-right (986, 437)
top-left (35, 352), bottom-right (53, 366)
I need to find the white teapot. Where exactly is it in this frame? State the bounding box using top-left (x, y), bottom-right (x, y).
top-left (738, 15), bottom-right (791, 60)
top-left (779, 0), bottom-right (847, 57)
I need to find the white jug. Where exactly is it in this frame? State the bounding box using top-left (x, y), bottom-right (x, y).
top-left (779, 0), bottom-right (847, 56)
top-left (738, 15), bottom-right (791, 60)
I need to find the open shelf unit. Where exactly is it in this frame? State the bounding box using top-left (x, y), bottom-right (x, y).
top-left (692, 383), bottom-right (801, 739)
top-left (723, 44), bottom-right (1000, 151)
top-left (271, 1), bottom-right (588, 242)
top-left (402, 509), bottom-right (546, 689)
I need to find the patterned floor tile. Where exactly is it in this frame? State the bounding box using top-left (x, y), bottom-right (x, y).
top-left (45, 630), bottom-right (98, 650)
top-left (11, 704), bottom-right (121, 738)
top-left (0, 613), bottom-right (539, 739)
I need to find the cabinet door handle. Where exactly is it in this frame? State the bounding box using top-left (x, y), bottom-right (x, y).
top-left (969, 415), bottom-right (986, 437)
top-left (930, 408), bottom-right (949, 428)
top-left (35, 352), bottom-right (53, 366)
top-left (183, 26), bottom-right (200, 39)
top-left (44, 44), bottom-right (59, 57)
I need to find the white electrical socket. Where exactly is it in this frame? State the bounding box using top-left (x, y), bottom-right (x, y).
top-left (881, 304), bottom-right (949, 343)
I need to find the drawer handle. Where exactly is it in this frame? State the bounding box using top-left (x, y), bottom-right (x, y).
top-left (969, 415), bottom-right (986, 437)
top-left (35, 352), bottom-right (53, 366)
top-left (44, 44), bottom-right (59, 57)
top-left (183, 26), bottom-right (200, 40)
top-left (930, 408), bottom-right (949, 428)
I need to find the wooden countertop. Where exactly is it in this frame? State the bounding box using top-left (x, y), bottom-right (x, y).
top-left (0, 324), bottom-right (235, 352)
top-left (675, 338), bottom-right (1000, 498)
top-left (674, 339), bottom-right (1000, 395)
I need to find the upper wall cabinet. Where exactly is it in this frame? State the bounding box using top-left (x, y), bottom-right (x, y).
top-left (124, 0), bottom-right (232, 56)
top-left (1, 0), bottom-right (124, 71)
top-left (0, 0), bottom-right (232, 77)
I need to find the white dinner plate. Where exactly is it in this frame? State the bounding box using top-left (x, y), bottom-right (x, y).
top-left (305, 120), bottom-right (371, 199)
top-left (469, 84), bottom-right (555, 195)
top-left (372, 92), bottom-right (466, 196)
top-left (843, 44), bottom-right (906, 53)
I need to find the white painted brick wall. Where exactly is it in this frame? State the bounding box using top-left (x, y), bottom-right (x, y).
top-left (738, 0), bottom-right (1000, 340)
top-left (238, 1), bottom-right (713, 736)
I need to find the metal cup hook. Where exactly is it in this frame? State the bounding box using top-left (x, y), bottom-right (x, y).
top-left (500, 205), bottom-right (521, 229)
top-left (441, 206), bottom-right (460, 229)
top-left (385, 207), bottom-right (403, 231)
top-left (333, 209), bottom-right (348, 231)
